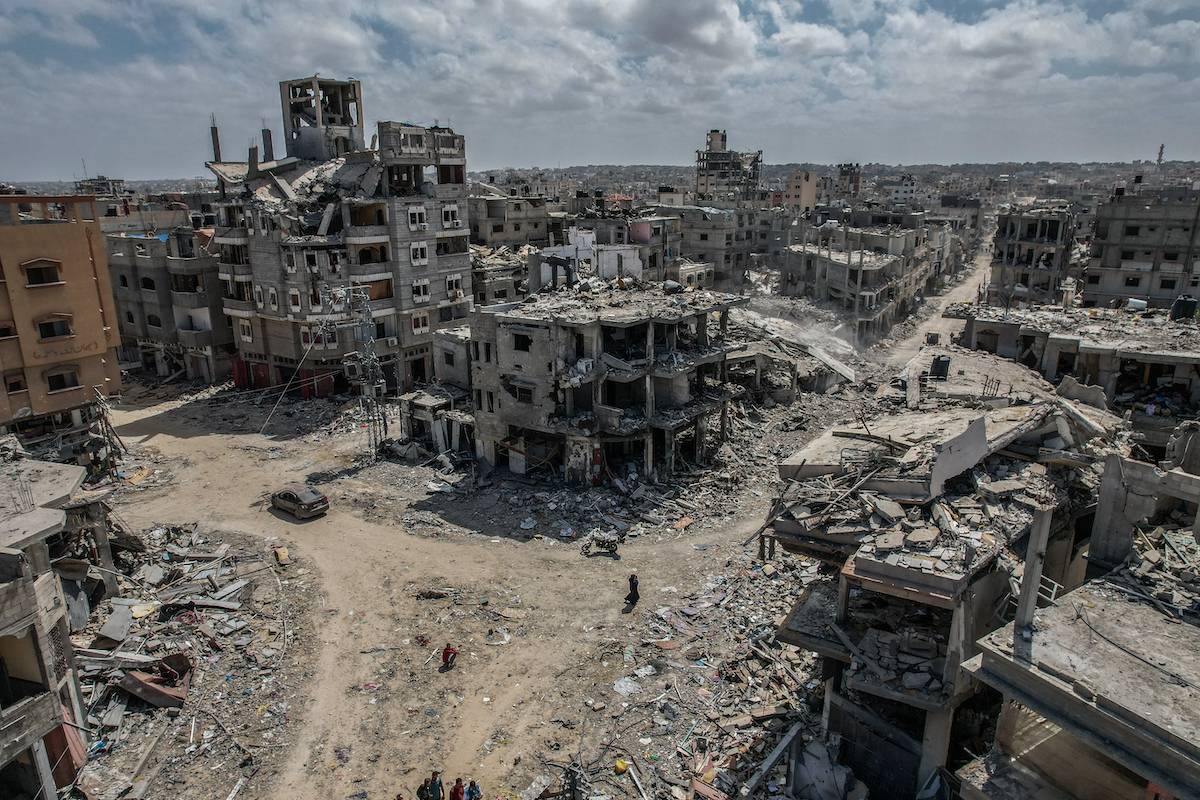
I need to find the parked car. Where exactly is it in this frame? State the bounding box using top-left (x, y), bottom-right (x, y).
top-left (270, 485), bottom-right (329, 519)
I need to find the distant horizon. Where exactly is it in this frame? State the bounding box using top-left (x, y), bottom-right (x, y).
top-left (11, 157), bottom-right (1198, 188)
top-left (2, 1), bottom-right (1198, 182)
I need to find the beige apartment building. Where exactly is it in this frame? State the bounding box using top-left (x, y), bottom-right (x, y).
top-left (0, 195), bottom-right (121, 457)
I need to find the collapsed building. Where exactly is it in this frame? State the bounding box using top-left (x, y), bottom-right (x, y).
top-left (781, 223), bottom-right (945, 345)
top-left (947, 302), bottom-right (1200, 456)
top-left (206, 75), bottom-right (471, 394)
top-left (1081, 182), bottom-right (1200, 309)
top-left (0, 195), bottom-right (123, 474)
top-left (695, 129), bottom-right (762, 202)
top-left (470, 244), bottom-right (530, 306)
top-left (107, 227), bottom-right (235, 383)
top-left (0, 446), bottom-right (96, 797)
top-left (988, 202), bottom-right (1080, 306)
top-left (467, 281), bottom-right (750, 483)
top-left (762, 346), bottom-right (1125, 797)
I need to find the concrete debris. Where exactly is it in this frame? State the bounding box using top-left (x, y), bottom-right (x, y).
top-left (73, 523), bottom-right (317, 800)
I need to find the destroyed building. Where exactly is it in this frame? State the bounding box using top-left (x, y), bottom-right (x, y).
top-left (988, 202), bottom-right (1080, 306)
top-left (649, 203), bottom-right (788, 292)
top-left (468, 192), bottom-right (552, 248)
top-left (0, 195), bottom-right (122, 469)
top-left (959, 451), bottom-right (1200, 798)
top-left (470, 244), bottom-right (529, 306)
top-left (107, 227), bottom-right (235, 383)
top-left (780, 219), bottom-right (944, 344)
top-left (0, 450), bottom-right (94, 797)
top-left (206, 75), bottom-right (471, 393)
top-left (1081, 182), bottom-right (1200, 309)
top-left (468, 280), bottom-right (750, 483)
top-left (764, 346), bottom-right (1124, 797)
top-left (948, 302), bottom-right (1200, 457)
top-left (835, 163), bottom-right (862, 198)
top-left (695, 129), bottom-right (762, 202)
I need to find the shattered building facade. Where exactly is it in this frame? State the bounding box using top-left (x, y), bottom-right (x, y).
top-left (988, 202), bottom-right (1079, 306)
top-left (107, 227), bottom-right (235, 383)
top-left (649, 204), bottom-right (788, 292)
top-left (468, 282), bottom-right (749, 484)
top-left (780, 219), bottom-right (958, 344)
top-left (694, 129), bottom-right (762, 202)
top-left (467, 193), bottom-right (552, 248)
top-left (0, 195), bottom-right (122, 467)
top-left (948, 302), bottom-right (1200, 456)
top-left (959, 451), bottom-right (1200, 798)
top-left (765, 345), bottom-right (1123, 798)
top-left (1, 453), bottom-right (92, 797)
top-left (1081, 182), bottom-right (1200, 309)
top-left (206, 76), bottom-right (471, 393)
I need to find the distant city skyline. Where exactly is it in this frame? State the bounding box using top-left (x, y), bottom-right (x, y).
top-left (2, 0), bottom-right (1199, 182)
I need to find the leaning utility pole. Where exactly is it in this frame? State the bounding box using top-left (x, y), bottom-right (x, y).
top-left (326, 283), bottom-right (389, 457)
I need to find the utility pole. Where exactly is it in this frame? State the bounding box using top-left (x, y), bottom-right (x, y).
top-left (325, 283), bottom-right (389, 457)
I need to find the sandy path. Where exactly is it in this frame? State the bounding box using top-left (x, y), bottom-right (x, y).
top-left (109, 400), bottom-right (759, 799)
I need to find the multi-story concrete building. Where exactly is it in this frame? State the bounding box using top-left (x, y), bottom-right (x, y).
top-left (879, 172), bottom-right (917, 205)
top-left (694, 130), bottom-right (761, 202)
top-left (782, 170), bottom-right (817, 213)
top-left (650, 203), bottom-right (789, 292)
top-left (0, 195), bottom-right (121, 461)
top-left (1, 454), bottom-right (91, 797)
top-left (1081, 183), bottom-right (1200, 308)
top-left (835, 163), bottom-right (862, 198)
top-left (988, 202), bottom-right (1078, 306)
top-left (467, 194), bottom-right (552, 248)
top-left (107, 227), bottom-right (234, 382)
top-left (468, 284), bottom-right (747, 484)
top-left (206, 77), bottom-right (471, 393)
top-left (781, 220), bottom-right (949, 343)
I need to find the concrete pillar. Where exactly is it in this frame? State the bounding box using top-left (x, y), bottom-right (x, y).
top-left (917, 707), bottom-right (954, 788)
top-left (1090, 453), bottom-right (1132, 570)
top-left (1015, 507), bottom-right (1053, 643)
top-left (663, 429), bottom-right (675, 476)
top-left (31, 740), bottom-right (57, 800)
top-left (643, 433), bottom-right (653, 478)
top-left (695, 417), bottom-right (707, 463)
top-left (645, 374), bottom-right (654, 418)
top-left (697, 315), bottom-right (709, 346)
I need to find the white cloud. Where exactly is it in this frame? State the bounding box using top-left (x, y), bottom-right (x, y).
top-left (0, 0), bottom-right (1198, 180)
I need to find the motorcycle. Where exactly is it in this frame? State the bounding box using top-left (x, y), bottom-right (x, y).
top-left (580, 529), bottom-right (623, 556)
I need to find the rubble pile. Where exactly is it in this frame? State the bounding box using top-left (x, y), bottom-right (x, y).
top-left (1098, 519), bottom-right (1200, 619)
top-left (73, 524), bottom-right (317, 800)
top-left (559, 550), bottom-right (863, 800)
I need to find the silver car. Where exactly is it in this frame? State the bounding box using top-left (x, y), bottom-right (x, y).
top-left (270, 485), bottom-right (330, 519)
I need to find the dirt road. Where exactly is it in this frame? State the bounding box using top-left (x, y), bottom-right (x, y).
top-left (108, 399), bottom-right (765, 799)
top-left (883, 242), bottom-right (993, 368)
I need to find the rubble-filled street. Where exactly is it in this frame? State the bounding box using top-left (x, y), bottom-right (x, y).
top-left (73, 253), bottom-right (981, 800)
top-left (7, 26), bottom-right (1200, 800)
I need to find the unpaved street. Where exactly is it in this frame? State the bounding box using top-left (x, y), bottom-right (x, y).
top-left (108, 397), bottom-right (771, 799)
top-left (103, 247), bottom-right (989, 799)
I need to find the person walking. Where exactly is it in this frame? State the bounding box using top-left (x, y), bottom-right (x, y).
top-left (625, 573), bottom-right (639, 606)
top-left (451, 778), bottom-right (465, 800)
top-left (417, 778), bottom-right (431, 800)
top-left (465, 780), bottom-right (482, 800)
top-left (429, 772), bottom-right (445, 800)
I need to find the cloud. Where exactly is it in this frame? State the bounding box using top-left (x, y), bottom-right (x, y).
top-left (0, 0), bottom-right (1198, 180)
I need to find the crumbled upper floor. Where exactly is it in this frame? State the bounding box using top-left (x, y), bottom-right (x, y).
top-left (944, 302), bottom-right (1200, 355)
top-left (480, 277), bottom-right (747, 325)
top-left (785, 243), bottom-right (901, 270)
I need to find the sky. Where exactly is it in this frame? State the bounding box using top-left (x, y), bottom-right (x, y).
top-left (2, 0), bottom-right (1199, 181)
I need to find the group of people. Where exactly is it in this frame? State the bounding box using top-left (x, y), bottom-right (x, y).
top-left (402, 772), bottom-right (481, 800)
